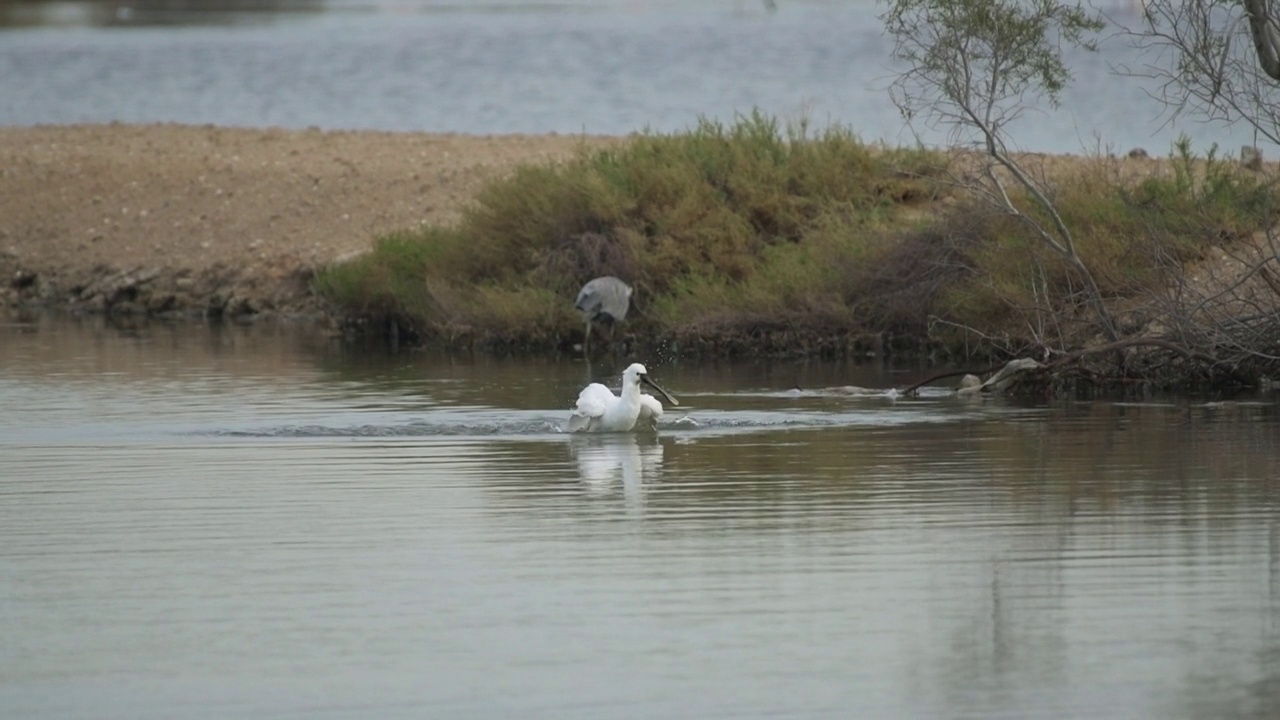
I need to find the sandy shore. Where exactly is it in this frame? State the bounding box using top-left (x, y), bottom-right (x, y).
top-left (0, 123), bottom-right (618, 317)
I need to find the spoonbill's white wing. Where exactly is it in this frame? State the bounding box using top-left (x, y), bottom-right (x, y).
top-left (568, 382), bottom-right (617, 433)
top-left (636, 393), bottom-right (665, 431)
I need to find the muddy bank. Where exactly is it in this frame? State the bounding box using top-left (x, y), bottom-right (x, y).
top-left (0, 123), bottom-right (618, 319)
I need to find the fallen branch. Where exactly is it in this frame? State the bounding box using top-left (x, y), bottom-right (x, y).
top-left (1042, 337), bottom-right (1222, 370)
top-left (900, 363), bottom-right (1007, 396)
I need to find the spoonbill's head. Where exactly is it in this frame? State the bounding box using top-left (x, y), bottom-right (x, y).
top-left (622, 363), bottom-right (648, 384)
top-left (623, 363), bottom-right (678, 407)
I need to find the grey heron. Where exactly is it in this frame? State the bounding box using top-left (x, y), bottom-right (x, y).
top-left (567, 362), bottom-right (678, 433)
top-left (575, 275), bottom-right (632, 353)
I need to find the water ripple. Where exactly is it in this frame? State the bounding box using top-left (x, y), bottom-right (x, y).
top-left (193, 403), bottom-right (983, 440)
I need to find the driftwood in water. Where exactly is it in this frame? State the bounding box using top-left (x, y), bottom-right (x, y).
top-left (955, 358), bottom-right (1043, 396)
top-left (901, 358), bottom-right (1044, 397)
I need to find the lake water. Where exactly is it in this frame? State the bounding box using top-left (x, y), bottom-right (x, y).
top-left (2, 315), bottom-right (1280, 718)
top-left (0, 0), bottom-right (1263, 155)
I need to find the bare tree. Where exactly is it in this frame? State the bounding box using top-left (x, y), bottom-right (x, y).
top-left (1131, 0), bottom-right (1280, 145)
top-left (881, 0), bottom-right (1120, 344)
top-left (1117, 2), bottom-right (1280, 372)
top-left (878, 0), bottom-right (1280, 385)
top-left (1246, 1), bottom-right (1280, 78)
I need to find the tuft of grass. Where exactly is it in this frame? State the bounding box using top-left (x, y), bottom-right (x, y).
top-left (312, 229), bottom-right (456, 324)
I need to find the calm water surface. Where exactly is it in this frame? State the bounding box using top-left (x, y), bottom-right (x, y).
top-left (2, 315), bottom-right (1279, 718)
top-left (0, 0), bottom-right (1260, 155)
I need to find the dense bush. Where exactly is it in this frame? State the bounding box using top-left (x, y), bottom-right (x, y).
top-left (315, 117), bottom-right (1278, 359)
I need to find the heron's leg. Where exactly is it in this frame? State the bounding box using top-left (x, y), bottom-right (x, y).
top-left (606, 320), bottom-right (618, 355)
top-left (583, 318), bottom-right (593, 356)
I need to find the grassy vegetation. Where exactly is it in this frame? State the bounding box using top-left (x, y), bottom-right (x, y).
top-left (918, 138), bottom-right (1279, 353)
top-left (315, 116), bottom-right (1278, 360)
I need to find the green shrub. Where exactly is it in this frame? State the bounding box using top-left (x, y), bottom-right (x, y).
top-left (315, 113), bottom-right (949, 348)
top-left (314, 118), bottom-right (1278, 358)
top-left (919, 143), bottom-right (1278, 352)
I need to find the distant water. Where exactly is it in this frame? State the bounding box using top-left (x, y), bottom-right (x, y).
top-left (0, 0), bottom-right (1263, 155)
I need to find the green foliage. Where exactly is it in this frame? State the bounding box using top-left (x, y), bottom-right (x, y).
top-left (918, 147), bottom-right (1279, 350)
top-left (314, 118), bottom-right (1278, 357)
top-left (645, 223), bottom-right (874, 334)
top-left (314, 114), bottom-right (949, 350)
top-left (312, 229), bottom-right (455, 322)
top-left (462, 112), bottom-right (943, 296)
top-left (883, 0), bottom-right (1104, 137)
top-left (1129, 137), bottom-right (1277, 240)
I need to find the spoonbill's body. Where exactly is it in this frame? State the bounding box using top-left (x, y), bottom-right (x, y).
top-left (567, 363), bottom-right (678, 433)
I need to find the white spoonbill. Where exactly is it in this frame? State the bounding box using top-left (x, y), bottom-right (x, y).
top-left (567, 362), bottom-right (679, 433)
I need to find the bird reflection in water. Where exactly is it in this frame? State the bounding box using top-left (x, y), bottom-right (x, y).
top-left (568, 433), bottom-right (664, 511)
